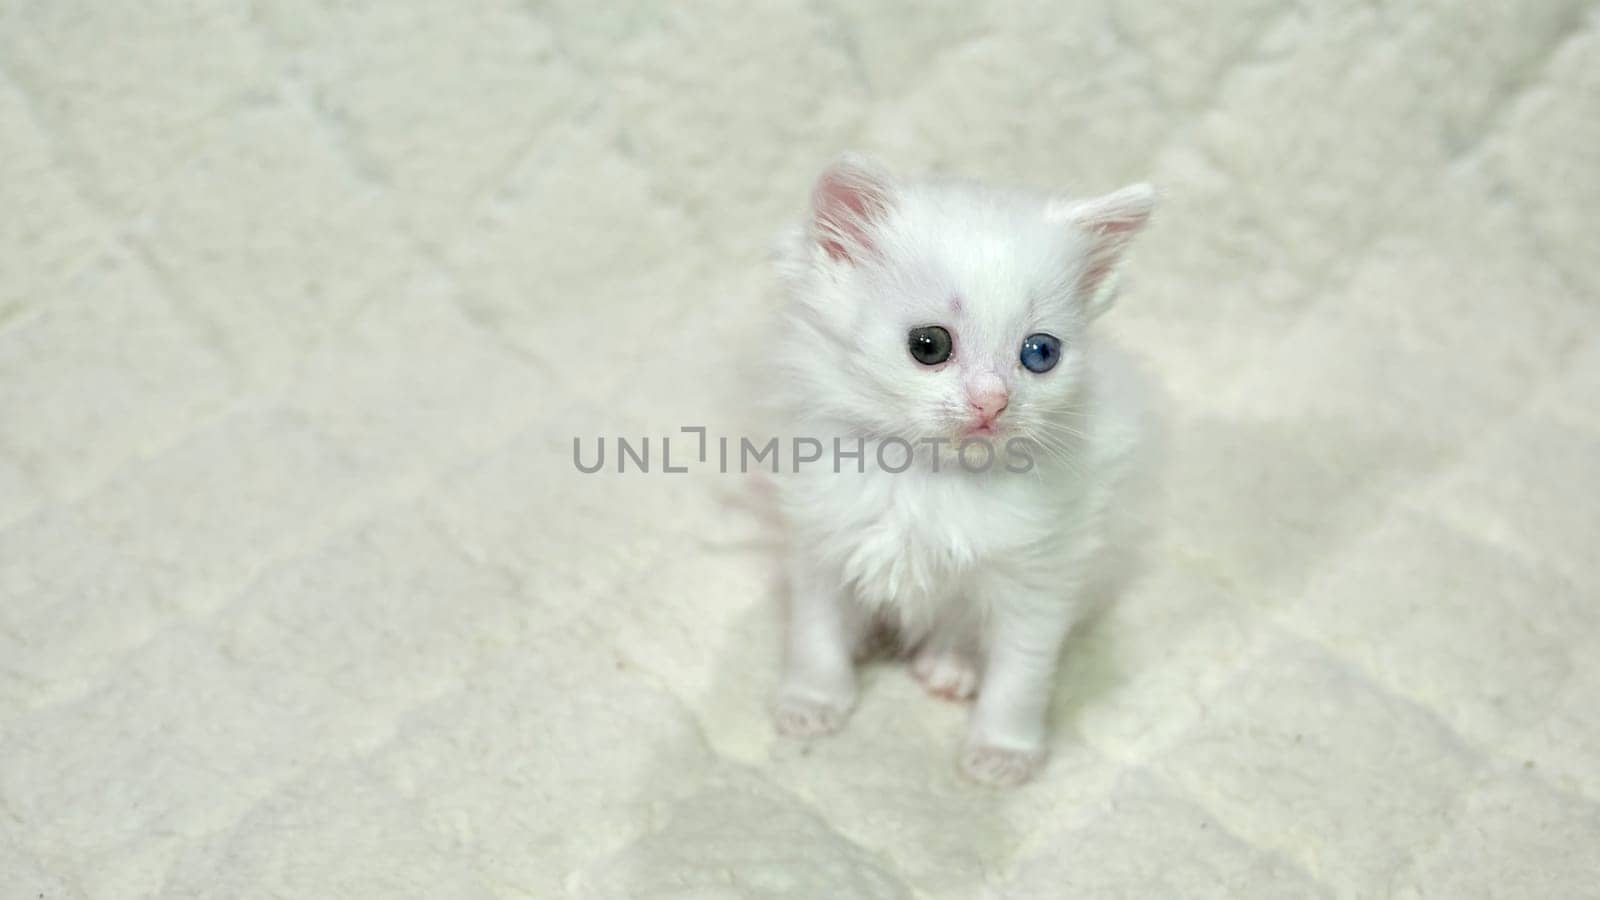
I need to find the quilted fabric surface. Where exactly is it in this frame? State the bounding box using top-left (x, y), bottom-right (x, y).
top-left (2, 2), bottom-right (1598, 897)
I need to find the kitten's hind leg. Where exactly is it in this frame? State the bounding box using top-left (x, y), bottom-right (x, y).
top-left (773, 560), bottom-right (863, 738)
top-left (911, 647), bottom-right (979, 701)
top-left (909, 606), bottom-right (981, 701)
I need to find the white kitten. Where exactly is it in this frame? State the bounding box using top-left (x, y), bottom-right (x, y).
top-left (769, 154), bottom-right (1155, 786)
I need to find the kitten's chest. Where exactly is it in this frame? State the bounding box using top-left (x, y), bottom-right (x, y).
top-left (790, 468), bottom-right (1045, 612)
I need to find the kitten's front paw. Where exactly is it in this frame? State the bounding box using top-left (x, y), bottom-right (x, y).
top-left (911, 649), bottom-right (979, 701)
top-left (772, 691), bottom-right (852, 738)
top-left (960, 741), bottom-right (1045, 787)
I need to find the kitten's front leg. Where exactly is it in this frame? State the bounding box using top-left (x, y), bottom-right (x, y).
top-left (773, 559), bottom-right (861, 738)
top-left (962, 577), bottom-right (1080, 786)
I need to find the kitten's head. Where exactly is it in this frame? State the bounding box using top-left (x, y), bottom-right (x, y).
top-left (776, 154), bottom-right (1155, 455)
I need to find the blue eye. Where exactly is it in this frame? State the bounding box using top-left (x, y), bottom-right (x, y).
top-left (1019, 333), bottom-right (1061, 373)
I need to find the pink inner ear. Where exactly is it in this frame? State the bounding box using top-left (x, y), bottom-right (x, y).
top-left (1077, 224), bottom-right (1141, 297)
top-left (1078, 250), bottom-right (1122, 298)
top-left (1061, 185), bottom-right (1155, 297)
top-left (813, 166), bottom-right (889, 263)
top-left (1092, 214), bottom-right (1146, 236)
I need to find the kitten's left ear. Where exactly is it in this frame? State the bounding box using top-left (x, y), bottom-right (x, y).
top-left (1049, 183), bottom-right (1156, 318)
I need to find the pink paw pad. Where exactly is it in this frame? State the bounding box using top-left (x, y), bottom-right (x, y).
top-left (772, 694), bottom-right (849, 738)
top-left (911, 650), bottom-right (979, 701)
top-left (960, 743), bottom-right (1045, 787)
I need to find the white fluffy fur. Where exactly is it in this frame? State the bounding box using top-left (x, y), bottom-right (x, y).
top-left (770, 154), bottom-right (1156, 786)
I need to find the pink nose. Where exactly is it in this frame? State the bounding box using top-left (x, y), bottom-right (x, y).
top-left (966, 372), bottom-right (1009, 423)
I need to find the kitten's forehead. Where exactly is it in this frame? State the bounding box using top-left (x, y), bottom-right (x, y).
top-left (878, 186), bottom-right (1080, 343)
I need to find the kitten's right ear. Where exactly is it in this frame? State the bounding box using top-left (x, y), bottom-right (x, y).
top-left (811, 154), bottom-right (894, 264)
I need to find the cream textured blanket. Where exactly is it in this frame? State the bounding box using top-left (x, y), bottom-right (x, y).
top-left (2, 2), bottom-right (1597, 897)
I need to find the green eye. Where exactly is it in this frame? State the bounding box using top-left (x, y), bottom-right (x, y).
top-left (908, 326), bottom-right (953, 366)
